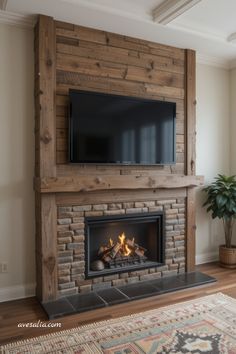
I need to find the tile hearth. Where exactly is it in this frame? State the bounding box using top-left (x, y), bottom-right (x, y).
top-left (42, 271), bottom-right (216, 319)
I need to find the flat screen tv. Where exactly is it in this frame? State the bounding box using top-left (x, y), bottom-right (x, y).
top-left (69, 89), bottom-right (176, 165)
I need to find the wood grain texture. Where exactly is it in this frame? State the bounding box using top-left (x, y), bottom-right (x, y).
top-left (35, 175), bottom-right (204, 193)
top-left (35, 15), bottom-right (56, 177)
top-left (186, 188), bottom-right (196, 272)
top-left (55, 21), bottom-right (186, 169)
top-left (35, 15), bottom-right (58, 301)
top-left (36, 194), bottom-right (57, 301)
top-left (0, 263), bottom-right (236, 346)
top-left (56, 188), bottom-right (187, 206)
top-left (185, 49), bottom-right (196, 176)
top-left (185, 50), bottom-right (197, 272)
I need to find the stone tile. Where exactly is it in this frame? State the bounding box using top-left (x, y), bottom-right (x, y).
top-left (42, 298), bottom-right (75, 319)
top-left (67, 292), bottom-right (105, 312)
top-left (118, 282), bottom-right (158, 300)
top-left (178, 271), bottom-right (216, 286)
top-left (97, 288), bottom-right (128, 305)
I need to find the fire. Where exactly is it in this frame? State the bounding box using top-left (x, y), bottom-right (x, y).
top-left (124, 244), bottom-right (132, 256)
top-left (118, 232), bottom-right (126, 245)
top-left (97, 232), bottom-right (147, 268)
top-left (106, 232), bottom-right (132, 256)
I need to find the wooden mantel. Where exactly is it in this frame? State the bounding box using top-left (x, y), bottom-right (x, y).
top-left (35, 175), bottom-right (204, 193)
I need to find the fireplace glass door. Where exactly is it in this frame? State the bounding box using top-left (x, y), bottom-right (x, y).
top-left (85, 212), bottom-right (165, 278)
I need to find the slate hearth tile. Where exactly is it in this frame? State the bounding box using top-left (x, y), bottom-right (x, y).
top-left (149, 276), bottom-right (184, 292)
top-left (117, 282), bottom-right (159, 300)
top-left (96, 288), bottom-right (128, 305)
top-left (67, 292), bottom-right (106, 313)
top-left (178, 271), bottom-right (216, 286)
top-left (42, 298), bottom-right (75, 319)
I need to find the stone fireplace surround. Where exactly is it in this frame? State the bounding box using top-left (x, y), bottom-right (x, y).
top-left (57, 197), bottom-right (186, 297)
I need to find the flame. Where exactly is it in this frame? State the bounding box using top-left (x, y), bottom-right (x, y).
top-left (118, 232), bottom-right (126, 245)
top-left (108, 232), bottom-right (133, 257)
top-left (118, 232), bottom-right (132, 256)
top-left (124, 244), bottom-right (132, 256)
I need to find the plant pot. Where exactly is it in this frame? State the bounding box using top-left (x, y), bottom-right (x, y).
top-left (219, 245), bottom-right (236, 269)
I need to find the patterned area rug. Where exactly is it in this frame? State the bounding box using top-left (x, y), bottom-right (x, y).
top-left (1, 293), bottom-right (236, 353)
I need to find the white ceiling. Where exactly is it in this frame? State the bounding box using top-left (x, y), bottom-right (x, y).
top-left (3, 0), bottom-right (236, 68)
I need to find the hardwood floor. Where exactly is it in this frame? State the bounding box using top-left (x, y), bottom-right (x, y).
top-left (1, 263), bottom-right (236, 346)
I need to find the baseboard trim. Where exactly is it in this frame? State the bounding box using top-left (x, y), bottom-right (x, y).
top-left (196, 252), bottom-right (219, 265)
top-left (0, 283), bottom-right (36, 303)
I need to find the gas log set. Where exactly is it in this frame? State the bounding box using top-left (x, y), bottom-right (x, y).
top-left (90, 233), bottom-right (148, 271)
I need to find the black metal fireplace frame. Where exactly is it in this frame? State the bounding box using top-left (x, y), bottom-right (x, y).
top-left (85, 212), bottom-right (165, 279)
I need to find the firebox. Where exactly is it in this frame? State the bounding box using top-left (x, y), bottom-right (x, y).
top-left (85, 212), bottom-right (165, 278)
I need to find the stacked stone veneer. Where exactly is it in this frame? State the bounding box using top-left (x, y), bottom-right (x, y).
top-left (57, 198), bottom-right (186, 297)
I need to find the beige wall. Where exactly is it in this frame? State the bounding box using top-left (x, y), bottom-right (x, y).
top-left (196, 63), bottom-right (231, 263)
top-left (0, 22), bottom-right (234, 300)
top-left (0, 24), bottom-right (35, 300)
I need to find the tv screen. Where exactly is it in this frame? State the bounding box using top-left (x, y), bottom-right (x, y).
top-left (69, 89), bottom-right (176, 165)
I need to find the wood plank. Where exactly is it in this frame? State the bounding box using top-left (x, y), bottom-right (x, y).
top-left (56, 52), bottom-right (184, 89)
top-left (125, 66), bottom-right (184, 88)
top-left (56, 75), bottom-right (169, 101)
top-left (106, 32), bottom-right (185, 60)
top-left (34, 15), bottom-right (57, 302)
top-left (55, 20), bottom-right (74, 31)
top-left (57, 53), bottom-right (127, 80)
top-left (56, 116), bottom-right (68, 129)
top-left (185, 49), bottom-right (196, 175)
top-left (186, 188), bottom-right (196, 272)
top-left (56, 26), bottom-right (107, 45)
top-left (36, 194), bottom-right (58, 301)
top-left (56, 151), bottom-right (67, 164)
top-left (56, 23), bottom-right (184, 60)
top-left (36, 15), bottom-right (56, 177)
top-left (185, 49), bottom-right (197, 272)
top-left (56, 164), bottom-right (172, 177)
top-left (56, 41), bottom-right (185, 75)
top-left (35, 175), bottom-right (204, 193)
top-left (144, 83), bottom-right (184, 99)
top-left (57, 164), bottom-right (125, 176)
top-left (56, 188), bottom-right (187, 206)
top-left (170, 163), bottom-right (185, 174)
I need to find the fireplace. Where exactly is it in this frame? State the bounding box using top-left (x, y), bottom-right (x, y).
top-left (85, 213), bottom-right (165, 278)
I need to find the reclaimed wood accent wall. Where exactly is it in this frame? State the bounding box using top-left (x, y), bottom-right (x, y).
top-left (55, 20), bottom-right (186, 174)
top-left (35, 14), bottom-right (199, 301)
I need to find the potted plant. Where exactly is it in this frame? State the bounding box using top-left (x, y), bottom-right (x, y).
top-left (203, 174), bottom-right (236, 268)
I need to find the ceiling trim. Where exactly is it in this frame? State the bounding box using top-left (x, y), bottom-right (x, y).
top-left (152, 0), bottom-right (202, 25)
top-left (169, 21), bottom-right (226, 43)
top-left (60, 0), bottom-right (151, 22)
top-left (0, 10), bottom-right (36, 28)
top-left (196, 53), bottom-right (230, 70)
